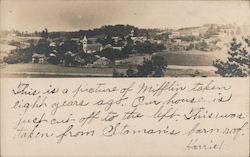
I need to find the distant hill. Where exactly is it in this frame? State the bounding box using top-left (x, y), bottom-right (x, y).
top-left (47, 24), bottom-right (164, 39)
top-left (67, 24), bottom-right (140, 38)
top-left (178, 26), bottom-right (201, 31)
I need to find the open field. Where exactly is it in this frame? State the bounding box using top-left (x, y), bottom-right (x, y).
top-left (0, 44), bottom-right (16, 51)
top-left (154, 50), bottom-right (228, 66)
top-left (0, 63), bottom-right (123, 77)
top-left (1, 36), bottom-right (42, 43)
top-left (0, 63), bottom-right (218, 77)
top-left (165, 65), bottom-right (217, 77)
top-left (0, 44), bottom-right (16, 60)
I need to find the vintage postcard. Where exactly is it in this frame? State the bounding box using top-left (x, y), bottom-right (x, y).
top-left (0, 0), bottom-right (249, 156)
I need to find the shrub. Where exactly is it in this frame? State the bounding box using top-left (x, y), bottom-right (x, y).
top-left (213, 38), bottom-right (249, 77)
top-left (3, 48), bottom-right (33, 64)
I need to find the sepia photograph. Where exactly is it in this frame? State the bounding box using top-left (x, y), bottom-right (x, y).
top-left (0, 1), bottom-right (249, 157)
top-left (0, 0), bottom-right (249, 77)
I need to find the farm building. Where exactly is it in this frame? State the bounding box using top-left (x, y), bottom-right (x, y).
top-left (32, 53), bottom-right (46, 63)
top-left (93, 57), bottom-right (110, 66)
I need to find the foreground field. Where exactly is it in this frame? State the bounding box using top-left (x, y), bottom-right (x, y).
top-left (0, 63), bottom-right (119, 77)
top-left (0, 63), bottom-right (218, 77)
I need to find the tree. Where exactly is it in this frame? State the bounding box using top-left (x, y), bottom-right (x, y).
top-left (134, 57), bottom-right (167, 77)
top-left (34, 39), bottom-right (51, 55)
top-left (113, 57), bottom-right (167, 77)
top-left (126, 66), bottom-right (136, 77)
top-left (3, 48), bottom-right (33, 64)
top-left (122, 44), bottom-right (133, 55)
top-left (40, 28), bottom-right (49, 39)
top-left (58, 39), bottom-right (79, 54)
top-left (97, 48), bottom-right (128, 62)
top-left (83, 53), bottom-right (97, 64)
top-left (136, 59), bottom-right (154, 77)
top-left (151, 55), bottom-right (167, 77)
top-left (126, 35), bottom-right (134, 46)
top-left (48, 55), bottom-right (60, 65)
top-left (213, 38), bottom-right (250, 77)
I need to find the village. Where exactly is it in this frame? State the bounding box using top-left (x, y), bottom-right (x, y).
top-left (0, 23), bottom-right (249, 77)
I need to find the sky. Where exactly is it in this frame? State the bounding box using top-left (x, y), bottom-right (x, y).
top-left (1, 0), bottom-right (249, 32)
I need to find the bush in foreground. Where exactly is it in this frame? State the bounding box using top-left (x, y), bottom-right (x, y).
top-left (213, 38), bottom-right (250, 77)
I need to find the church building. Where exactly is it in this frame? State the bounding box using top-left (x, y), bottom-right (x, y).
top-left (82, 36), bottom-right (103, 53)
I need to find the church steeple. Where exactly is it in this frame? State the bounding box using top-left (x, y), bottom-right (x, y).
top-left (82, 35), bottom-right (88, 53)
top-left (130, 29), bottom-right (134, 37)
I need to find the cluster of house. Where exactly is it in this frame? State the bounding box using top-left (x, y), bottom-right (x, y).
top-left (31, 29), bottom-right (137, 65)
top-left (164, 37), bottom-right (221, 52)
top-left (169, 25), bottom-right (211, 38)
top-left (219, 23), bottom-right (249, 37)
top-left (164, 24), bottom-right (222, 52)
top-left (165, 23), bottom-right (250, 52)
top-left (31, 37), bottom-right (112, 66)
top-left (31, 29), bottom-right (157, 65)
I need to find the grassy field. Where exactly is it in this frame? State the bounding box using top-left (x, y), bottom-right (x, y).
top-left (0, 63), bottom-right (218, 77)
top-left (154, 50), bottom-right (227, 66)
top-left (0, 44), bottom-right (16, 60)
top-left (164, 66), bottom-right (217, 77)
top-left (0, 63), bottom-right (123, 77)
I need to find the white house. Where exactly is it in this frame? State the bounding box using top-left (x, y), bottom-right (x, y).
top-left (32, 53), bottom-right (46, 64)
top-left (93, 57), bottom-right (110, 65)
